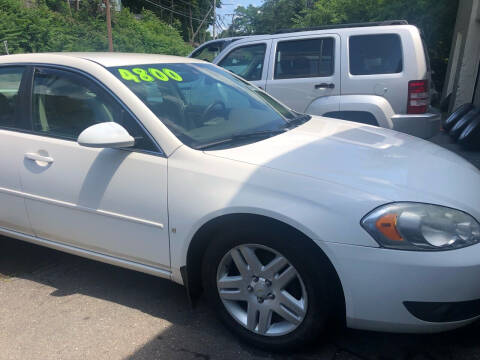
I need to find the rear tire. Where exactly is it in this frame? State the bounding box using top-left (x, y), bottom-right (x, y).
top-left (202, 225), bottom-right (338, 351)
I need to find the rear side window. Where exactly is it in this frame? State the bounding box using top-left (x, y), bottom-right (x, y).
top-left (274, 37), bottom-right (334, 79)
top-left (0, 66), bottom-right (25, 129)
top-left (349, 34), bottom-right (403, 75)
top-left (218, 44), bottom-right (266, 81)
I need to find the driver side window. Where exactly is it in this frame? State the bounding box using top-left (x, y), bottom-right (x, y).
top-left (218, 44), bottom-right (266, 81)
top-left (31, 67), bottom-right (158, 153)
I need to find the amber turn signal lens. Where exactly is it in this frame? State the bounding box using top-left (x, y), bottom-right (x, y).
top-left (375, 213), bottom-right (403, 241)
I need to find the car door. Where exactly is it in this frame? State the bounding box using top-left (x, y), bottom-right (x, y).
top-left (265, 34), bottom-right (341, 113)
top-left (0, 65), bottom-right (34, 236)
top-left (16, 66), bottom-right (170, 269)
top-left (216, 41), bottom-right (272, 90)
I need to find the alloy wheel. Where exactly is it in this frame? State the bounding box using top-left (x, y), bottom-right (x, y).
top-left (216, 244), bottom-right (308, 336)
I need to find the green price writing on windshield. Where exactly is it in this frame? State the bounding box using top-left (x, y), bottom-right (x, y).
top-left (118, 68), bottom-right (183, 83)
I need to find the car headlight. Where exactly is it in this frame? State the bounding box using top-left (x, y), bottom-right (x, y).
top-left (361, 203), bottom-right (480, 251)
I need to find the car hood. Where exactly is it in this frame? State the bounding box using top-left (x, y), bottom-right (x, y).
top-left (206, 116), bottom-right (480, 219)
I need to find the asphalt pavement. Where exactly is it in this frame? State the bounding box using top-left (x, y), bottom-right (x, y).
top-left (2, 234), bottom-right (480, 360)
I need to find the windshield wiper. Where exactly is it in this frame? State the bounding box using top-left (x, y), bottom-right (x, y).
top-left (286, 114), bottom-right (311, 128)
top-left (195, 129), bottom-right (287, 150)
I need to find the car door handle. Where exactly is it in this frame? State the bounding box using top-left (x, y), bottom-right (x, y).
top-left (315, 83), bottom-right (335, 89)
top-left (25, 152), bottom-right (54, 164)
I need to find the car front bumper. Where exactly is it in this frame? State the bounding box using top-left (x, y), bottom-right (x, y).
top-left (391, 110), bottom-right (441, 139)
top-left (326, 241), bottom-right (480, 333)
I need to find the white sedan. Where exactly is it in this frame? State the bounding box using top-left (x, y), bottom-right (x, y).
top-left (0, 53), bottom-right (479, 350)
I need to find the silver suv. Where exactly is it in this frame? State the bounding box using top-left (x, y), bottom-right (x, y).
top-left (192, 21), bottom-right (440, 139)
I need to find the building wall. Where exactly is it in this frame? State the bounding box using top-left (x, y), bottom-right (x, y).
top-left (442, 0), bottom-right (480, 111)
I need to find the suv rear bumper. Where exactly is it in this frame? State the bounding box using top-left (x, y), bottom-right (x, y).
top-left (391, 110), bottom-right (441, 139)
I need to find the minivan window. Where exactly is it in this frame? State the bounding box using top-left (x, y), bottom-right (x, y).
top-left (0, 66), bottom-right (25, 129)
top-left (218, 44), bottom-right (266, 81)
top-left (274, 38), bottom-right (334, 79)
top-left (349, 34), bottom-right (403, 75)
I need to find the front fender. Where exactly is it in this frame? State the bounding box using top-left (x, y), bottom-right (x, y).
top-left (167, 146), bottom-right (384, 284)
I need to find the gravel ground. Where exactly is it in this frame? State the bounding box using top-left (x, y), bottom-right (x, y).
top-left (0, 131), bottom-right (479, 360)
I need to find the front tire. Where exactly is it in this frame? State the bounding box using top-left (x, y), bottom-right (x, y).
top-left (202, 226), bottom-right (337, 351)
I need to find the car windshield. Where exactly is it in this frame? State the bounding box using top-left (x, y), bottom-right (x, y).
top-left (108, 63), bottom-right (305, 149)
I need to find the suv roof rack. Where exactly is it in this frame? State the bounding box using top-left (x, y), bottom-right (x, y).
top-left (274, 20), bottom-right (408, 34)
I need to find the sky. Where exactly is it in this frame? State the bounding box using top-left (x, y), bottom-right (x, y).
top-left (213, 0), bottom-right (263, 34)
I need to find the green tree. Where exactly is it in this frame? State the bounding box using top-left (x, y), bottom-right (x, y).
top-left (230, 0), bottom-right (308, 35)
top-left (121, 0), bottom-right (220, 45)
top-left (0, 0), bottom-right (192, 55)
top-left (113, 9), bottom-right (192, 54)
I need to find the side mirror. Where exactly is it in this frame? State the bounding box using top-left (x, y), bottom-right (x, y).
top-left (77, 122), bottom-right (135, 148)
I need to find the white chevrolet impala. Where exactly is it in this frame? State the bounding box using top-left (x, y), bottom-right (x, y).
top-left (0, 53), bottom-right (479, 350)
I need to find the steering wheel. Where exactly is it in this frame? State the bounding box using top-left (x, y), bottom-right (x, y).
top-left (202, 100), bottom-right (226, 122)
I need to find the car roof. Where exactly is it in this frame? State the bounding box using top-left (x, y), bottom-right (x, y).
top-left (0, 52), bottom-right (204, 67)
top-left (197, 36), bottom-right (249, 45)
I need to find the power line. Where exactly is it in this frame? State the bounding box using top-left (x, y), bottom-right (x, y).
top-left (142, 0), bottom-right (206, 22)
top-left (216, 15), bottom-right (227, 31)
top-left (174, 0), bottom-right (207, 11)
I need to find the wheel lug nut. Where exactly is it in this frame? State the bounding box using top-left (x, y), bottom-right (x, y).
top-left (247, 285), bottom-right (253, 292)
top-left (257, 297), bottom-right (264, 303)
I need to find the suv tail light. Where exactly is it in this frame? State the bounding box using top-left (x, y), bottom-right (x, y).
top-left (407, 80), bottom-right (429, 114)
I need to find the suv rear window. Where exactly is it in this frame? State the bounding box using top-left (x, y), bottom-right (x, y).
top-left (274, 38), bottom-right (334, 79)
top-left (349, 34), bottom-right (403, 75)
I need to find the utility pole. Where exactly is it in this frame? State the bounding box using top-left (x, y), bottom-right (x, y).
top-left (213, 0), bottom-right (216, 39)
top-left (192, 4), bottom-right (214, 43)
top-left (225, 13), bottom-right (235, 36)
top-left (105, 0), bottom-right (113, 52)
top-left (65, 0), bottom-right (72, 17)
